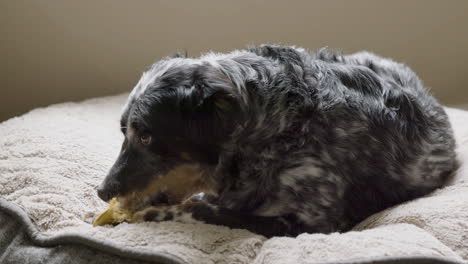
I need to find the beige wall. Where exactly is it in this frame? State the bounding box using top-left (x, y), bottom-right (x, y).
top-left (1, 0), bottom-right (468, 121)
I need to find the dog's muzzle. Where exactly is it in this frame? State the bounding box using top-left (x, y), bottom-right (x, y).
top-left (96, 181), bottom-right (120, 202)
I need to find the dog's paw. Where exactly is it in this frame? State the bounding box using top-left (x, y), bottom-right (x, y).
top-left (132, 201), bottom-right (208, 224)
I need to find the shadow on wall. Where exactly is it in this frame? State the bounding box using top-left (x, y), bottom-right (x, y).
top-left (1, 0), bottom-right (468, 121)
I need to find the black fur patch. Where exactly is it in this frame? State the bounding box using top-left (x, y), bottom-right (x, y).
top-left (143, 210), bottom-right (159, 221)
top-left (162, 211), bottom-right (174, 221)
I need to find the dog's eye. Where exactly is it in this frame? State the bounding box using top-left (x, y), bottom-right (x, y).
top-left (140, 133), bottom-right (152, 145)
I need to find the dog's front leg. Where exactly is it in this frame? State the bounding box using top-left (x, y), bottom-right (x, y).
top-left (132, 201), bottom-right (296, 237)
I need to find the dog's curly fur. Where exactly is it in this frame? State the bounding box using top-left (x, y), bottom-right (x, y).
top-left (98, 45), bottom-right (458, 237)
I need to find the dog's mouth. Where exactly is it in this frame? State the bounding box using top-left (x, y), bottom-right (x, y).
top-left (113, 164), bottom-right (215, 212)
top-left (93, 164), bottom-right (216, 227)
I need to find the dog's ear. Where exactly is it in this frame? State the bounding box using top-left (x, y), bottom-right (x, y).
top-left (192, 66), bottom-right (240, 119)
top-left (199, 84), bottom-right (238, 119)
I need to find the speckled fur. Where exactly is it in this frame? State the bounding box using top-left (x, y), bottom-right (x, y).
top-left (98, 45), bottom-right (458, 237)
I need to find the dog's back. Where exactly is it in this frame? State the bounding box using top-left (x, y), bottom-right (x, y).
top-left (338, 51), bottom-right (458, 224)
top-left (219, 45), bottom-right (458, 232)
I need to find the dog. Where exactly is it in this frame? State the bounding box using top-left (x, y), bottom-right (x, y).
top-left (97, 45), bottom-right (458, 237)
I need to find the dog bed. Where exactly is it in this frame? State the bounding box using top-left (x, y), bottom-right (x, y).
top-left (0, 94), bottom-right (466, 264)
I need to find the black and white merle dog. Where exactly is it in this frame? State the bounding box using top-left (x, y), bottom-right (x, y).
top-left (97, 45), bottom-right (458, 237)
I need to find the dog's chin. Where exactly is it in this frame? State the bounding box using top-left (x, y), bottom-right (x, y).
top-left (113, 164), bottom-right (216, 213)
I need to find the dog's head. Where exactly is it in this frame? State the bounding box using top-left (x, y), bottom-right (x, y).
top-left (97, 59), bottom-right (243, 206)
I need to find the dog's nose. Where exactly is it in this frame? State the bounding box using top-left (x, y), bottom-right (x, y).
top-left (97, 186), bottom-right (114, 202)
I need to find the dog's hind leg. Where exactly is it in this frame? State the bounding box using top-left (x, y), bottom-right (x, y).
top-left (132, 200), bottom-right (300, 237)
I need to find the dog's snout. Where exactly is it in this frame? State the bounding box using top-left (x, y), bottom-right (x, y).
top-left (97, 186), bottom-right (115, 202)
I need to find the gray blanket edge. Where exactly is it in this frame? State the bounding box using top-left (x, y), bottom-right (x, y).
top-left (0, 198), bottom-right (464, 264)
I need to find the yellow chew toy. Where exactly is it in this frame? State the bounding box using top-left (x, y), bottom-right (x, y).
top-left (92, 198), bottom-right (133, 227)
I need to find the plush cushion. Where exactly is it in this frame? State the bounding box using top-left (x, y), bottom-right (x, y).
top-left (0, 94), bottom-right (466, 263)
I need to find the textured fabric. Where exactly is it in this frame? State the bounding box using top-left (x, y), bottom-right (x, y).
top-left (0, 209), bottom-right (179, 264)
top-left (0, 94), bottom-right (466, 264)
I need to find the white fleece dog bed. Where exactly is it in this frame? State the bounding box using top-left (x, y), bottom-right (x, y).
top-left (0, 94), bottom-right (467, 264)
